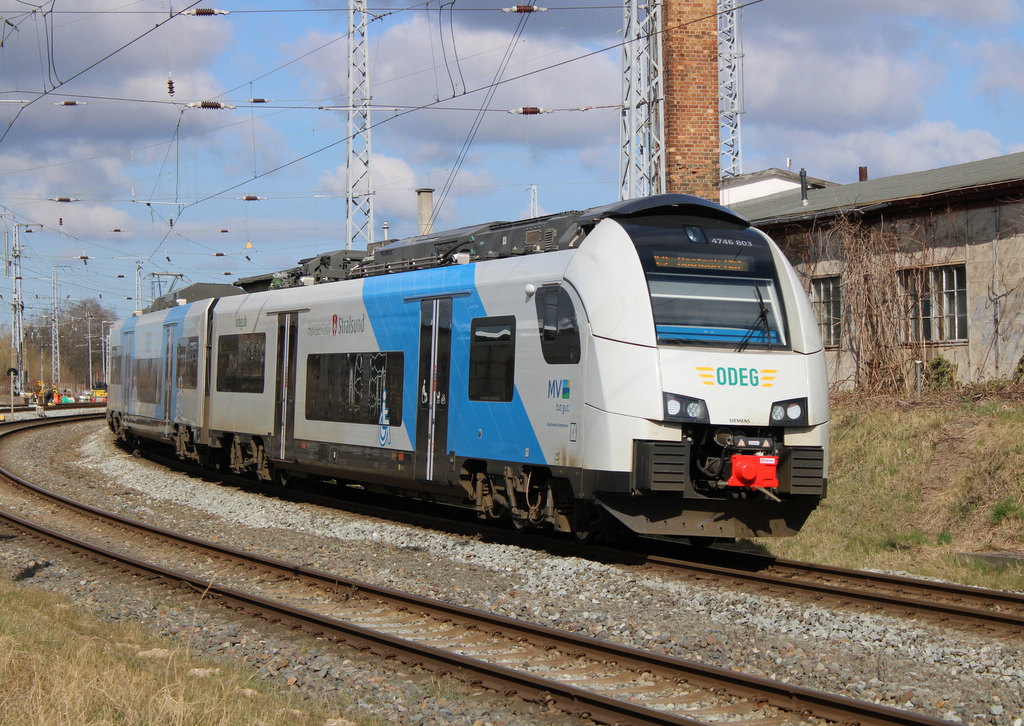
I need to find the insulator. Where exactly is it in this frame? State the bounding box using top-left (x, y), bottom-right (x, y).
top-left (242, 195), bottom-right (259, 201)
top-left (508, 106), bottom-right (550, 115)
top-left (58, 217), bottom-right (63, 226)
top-left (248, 98), bottom-right (269, 103)
top-left (190, 100), bottom-right (235, 109)
top-left (167, 78), bottom-right (175, 96)
top-left (214, 252), bottom-right (225, 257)
top-left (502, 5), bottom-right (546, 12)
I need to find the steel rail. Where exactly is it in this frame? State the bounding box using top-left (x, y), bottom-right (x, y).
top-left (0, 418), bottom-right (960, 726)
top-left (132, 440), bottom-right (1024, 637)
top-left (635, 551), bottom-right (1024, 635)
top-left (0, 504), bottom-right (959, 726)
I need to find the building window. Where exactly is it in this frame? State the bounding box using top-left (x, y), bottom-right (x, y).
top-left (469, 316), bottom-right (516, 402)
top-left (811, 276), bottom-right (841, 347)
top-left (901, 264), bottom-right (967, 343)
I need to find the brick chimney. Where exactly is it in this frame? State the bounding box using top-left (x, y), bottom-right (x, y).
top-left (661, 0), bottom-right (720, 200)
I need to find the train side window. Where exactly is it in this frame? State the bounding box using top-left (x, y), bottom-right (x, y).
top-left (305, 351), bottom-right (403, 426)
top-left (535, 287), bottom-right (581, 365)
top-left (176, 336), bottom-right (199, 389)
top-left (133, 358), bottom-right (160, 403)
top-left (110, 346), bottom-right (122, 385)
top-left (216, 333), bottom-right (266, 393)
top-left (469, 316), bottom-right (516, 402)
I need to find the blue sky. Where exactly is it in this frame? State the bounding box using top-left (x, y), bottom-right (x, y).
top-left (1, 0), bottom-right (1024, 321)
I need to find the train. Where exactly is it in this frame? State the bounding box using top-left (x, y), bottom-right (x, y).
top-left (106, 193), bottom-right (829, 542)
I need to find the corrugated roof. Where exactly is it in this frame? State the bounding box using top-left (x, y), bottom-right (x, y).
top-left (729, 151), bottom-right (1024, 224)
top-left (721, 167), bottom-right (836, 190)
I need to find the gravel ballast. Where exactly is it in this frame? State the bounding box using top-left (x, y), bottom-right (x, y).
top-left (1, 419), bottom-right (1022, 726)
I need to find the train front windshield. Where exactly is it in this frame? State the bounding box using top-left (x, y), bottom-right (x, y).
top-left (621, 216), bottom-right (790, 349)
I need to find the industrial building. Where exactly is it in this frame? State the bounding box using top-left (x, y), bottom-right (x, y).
top-left (729, 153), bottom-right (1024, 389)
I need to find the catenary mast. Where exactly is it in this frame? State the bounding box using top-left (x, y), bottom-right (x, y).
top-left (621, 0), bottom-right (735, 200)
top-left (718, 0), bottom-right (744, 178)
top-left (620, 0), bottom-right (664, 200)
top-left (345, 0), bottom-right (374, 250)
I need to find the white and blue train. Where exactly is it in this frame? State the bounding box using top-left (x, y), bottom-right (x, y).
top-left (107, 194), bottom-right (829, 541)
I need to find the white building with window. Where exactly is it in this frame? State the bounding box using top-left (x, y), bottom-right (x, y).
top-left (728, 153), bottom-right (1024, 389)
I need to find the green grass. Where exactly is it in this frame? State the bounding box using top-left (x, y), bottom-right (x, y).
top-left (755, 392), bottom-right (1024, 591)
top-left (0, 582), bottom-right (370, 726)
top-left (991, 498), bottom-right (1024, 526)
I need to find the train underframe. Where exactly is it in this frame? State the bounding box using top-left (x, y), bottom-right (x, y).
top-left (110, 415), bottom-right (826, 542)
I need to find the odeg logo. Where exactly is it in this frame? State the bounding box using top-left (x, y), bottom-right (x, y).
top-left (695, 366), bottom-right (777, 388)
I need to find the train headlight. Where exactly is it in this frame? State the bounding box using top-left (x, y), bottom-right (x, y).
top-left (664, 393), bottom-right (709, 423)
top-left (769, 397), bottom-right (808, 426)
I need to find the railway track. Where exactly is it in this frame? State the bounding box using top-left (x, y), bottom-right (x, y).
top-left (628, 544), bottom-right (1024, 637)
top-left (0, 415), bottom-right (963, 726)
top-left (142, 441), bottom-right (1024, 640)
top-left (0, 397), bottom-right (107, 413)
top-left (116, 430), bottom-right (1024, 640)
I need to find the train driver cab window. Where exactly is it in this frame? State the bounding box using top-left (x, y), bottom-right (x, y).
top-left (469, 316), bottom-right (516, 402)
top-left (535, 286), bottom-right (581, 365)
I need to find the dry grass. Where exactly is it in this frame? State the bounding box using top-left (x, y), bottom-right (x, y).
top-left (0, 584), bottom-right (363, 726)
top-left (757, 391), bottom-right (1024, 591)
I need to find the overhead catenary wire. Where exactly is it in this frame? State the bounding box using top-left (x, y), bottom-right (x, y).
top-left (430, 11), bottom-right (530, 227)
top-left (2, 0), bottom-right (766, 318)
top-left (0, 0), bottom-right (205, 146)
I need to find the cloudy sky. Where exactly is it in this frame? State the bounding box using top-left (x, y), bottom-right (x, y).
top-left (1, 0), bottom-right (1023, 322)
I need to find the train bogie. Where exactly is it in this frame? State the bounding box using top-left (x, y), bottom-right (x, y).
top-left (107, 194), bottom-right (830, 541)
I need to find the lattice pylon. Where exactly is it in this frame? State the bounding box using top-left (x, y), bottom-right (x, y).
top-left (619, 0), bottom-right (664, 200)
top-left (345, 0), bottom-right (374, 251)
top-left (718, 0), bottom-right (743, 179)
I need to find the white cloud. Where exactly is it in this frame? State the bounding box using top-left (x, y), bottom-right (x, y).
top-left (974, 38), bottom-right (1024, 98)
top-left (294, 14), bottom-right (619, 161)
top-left (744, 120), bottom-right (1002, 184)
top-left (743, 0), bottom-right (1020, 33)
top-left (744, 35), bottom-right (930, 132)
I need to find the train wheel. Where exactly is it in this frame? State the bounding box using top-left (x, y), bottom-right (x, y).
top-left (572, 528), bottom-right (595, 544)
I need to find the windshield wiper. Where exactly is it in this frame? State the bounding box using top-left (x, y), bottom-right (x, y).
top-left (736, 285), bottom-right (773, 352)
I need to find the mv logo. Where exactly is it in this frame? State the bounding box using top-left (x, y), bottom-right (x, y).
top-left (547, 379), bottom-right (570, 399)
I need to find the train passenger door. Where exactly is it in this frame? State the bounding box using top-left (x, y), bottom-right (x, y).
top-left (274, 311), bottom-right (299, 460)
top-left (162, 324), bottom-right (175, 427)
top-left (123, 331), bottom-right (134, 408)
top-left (415, 297), bottom-right (452, 482)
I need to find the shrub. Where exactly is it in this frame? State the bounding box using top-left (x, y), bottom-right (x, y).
top-left (926, 355), bottom-right (957, 389)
